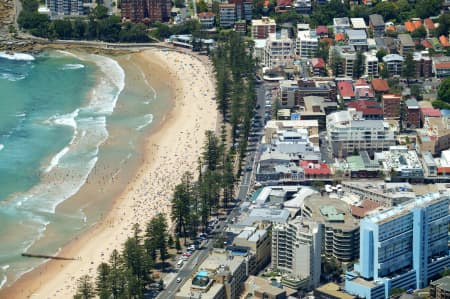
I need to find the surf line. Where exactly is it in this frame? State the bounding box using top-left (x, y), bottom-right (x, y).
top-left (21, 253), bottom-right (77, 261)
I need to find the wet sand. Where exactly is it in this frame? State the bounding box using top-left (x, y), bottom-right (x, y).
top-left (0, 48), bottom-right (217, 298)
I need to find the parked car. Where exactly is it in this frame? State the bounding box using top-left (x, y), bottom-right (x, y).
top-left (176, 277), bottom-right (182, 283)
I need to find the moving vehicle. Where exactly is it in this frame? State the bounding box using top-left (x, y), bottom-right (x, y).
top-left (176, 277), bottom-right (182, 283)
top-left (176, 260), bottom-right (184, 268)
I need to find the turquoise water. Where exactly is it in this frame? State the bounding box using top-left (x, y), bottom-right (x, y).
top-left (0, 50), bottom-right (171, 289)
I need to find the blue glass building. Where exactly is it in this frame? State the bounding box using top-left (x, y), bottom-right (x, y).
top-left (345, 192), bottom-right (450, 299)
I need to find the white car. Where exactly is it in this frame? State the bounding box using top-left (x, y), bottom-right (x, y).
top-left (176, 277), bottom-right (182, 283)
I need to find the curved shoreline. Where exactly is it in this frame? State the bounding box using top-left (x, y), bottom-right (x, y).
top-left (0, 48), bottom-right (217, 298)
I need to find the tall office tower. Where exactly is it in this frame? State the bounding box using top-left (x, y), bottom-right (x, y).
top-left (346, 192), bottom-right (450, 299)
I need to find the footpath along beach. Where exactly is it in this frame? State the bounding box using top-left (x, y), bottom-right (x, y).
top-left (0, 48), bottom-right (218, 298)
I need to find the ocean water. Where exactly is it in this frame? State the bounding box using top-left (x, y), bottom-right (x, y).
top-left (0, 50), bottom-right (172, 289)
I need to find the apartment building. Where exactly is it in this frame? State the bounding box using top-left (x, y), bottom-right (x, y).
top-left (272, 218), bottom-right (322, 289)
top-left (219, 3), bottom-right (236, 28)
top-left (264, 30), bottom-right (294, 69)
top-left (331, 45), bottom-right (356, 78)
top-left (198, 12), bottom-right (215, 29)
top-left (369, 14), bottom-right (385, 37)
top-left (296, 29), bottom-right (318, 58)
top-left (345, 192), bottom-right (450, 299)
top-left (229, 0), bottom-right (252, 21)
top-left (383, 54), bottom-right (404, 76)
top-left (382, 94), bottom-right (401, 118)
top-left (364, 52), bottom-right (379, 77)
top-left (397, 34), bottom-right (415, 57)
top-left (341, 181), bottom-right (416, 207)
top-left (404, 98), bottom-right (420, 128)
top-left (121, 0), bottom-right (171, 22)
top-left (48, 0), bottom-right (83, 18)
top-left (251, 17), bottom-right (276, 39)
top-left (333, 17), bottom-right (351, 34)
top-left (326, 109), bottom-right (396, 158)
top-left (233, 226), bottom-right (271, 274)
top-left (347, 29), bottom-right (368, 51)
top-left (430, 276), bottom-right (450, 299)
top-left (176, 250), bottom-right (248, 299)
top-left (377, 146), bottom-right (424, 180)
top-left (302, 194), bottom-right (360, 262)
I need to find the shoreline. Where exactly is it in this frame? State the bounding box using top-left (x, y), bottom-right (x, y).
top-left (0, 48), bottom-right (217, 298)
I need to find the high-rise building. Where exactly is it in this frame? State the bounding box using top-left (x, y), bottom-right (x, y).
top-left (272, 218), bottom-right (322, 289)
top-left (47, 0), bottom-right (83, 18)
top-left (121, 0), bottom-right (171, 23)
top-left (219, 3), bottom-right (236, 28)
top-left (346, 192), bottom-right (450, 299)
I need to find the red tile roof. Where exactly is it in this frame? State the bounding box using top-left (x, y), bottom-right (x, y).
top-left (436, 62), bottom-right (450, 69)
top-left (348, 100), bottom-right (383, 115)
top-left (371, 79), bottom-right (389, 92)
top-left (320, 37), bottom-right (333, 46)
top-left (387, 25), bottom-right (396, 32)
top-left (424, 18), bottom-right (435, 30)
top-left (311, 57), bottom-right (325, 68)
top-left (351, 199), bottom-right (381, 218)
top-left (421, 107), bottom-right (442, 117)
top-left (413, 20), bottom-right (422, 29)
top-left (405, 21), bottom-right (415, 32)
top-left (337, 81), bottom-right (354, 98)
top-left (316, 25), bottom-right (328, 35)
top-left (300, 161), bottom-right (331, 175)
top-left (198, 12), bottom-right (215, 18)
top-left (439, 35), bottom-right (450, 47)
top-left (421, 39), bottom-right (432, 49)
top-left (277, 0), bottom-right (292, 6)
top-left (335, 32), bottom-right (345, 41)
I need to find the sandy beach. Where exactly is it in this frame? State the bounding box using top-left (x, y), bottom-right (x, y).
top-left (0, 48), bottom-right (217, 298)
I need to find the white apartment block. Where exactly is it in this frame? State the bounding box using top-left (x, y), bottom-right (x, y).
top-left (364, 52), bottom-right (379, 77)
top-left (296, 29), bottom-right (318, 58)
top-left (331, 45), bottom-right (356, 78)
top-left (326, 109), bottom-right (396, 158)
top-left (272, 218), bottom-right (322, 289)
top-left (264, 30), bottom-right (294, 69)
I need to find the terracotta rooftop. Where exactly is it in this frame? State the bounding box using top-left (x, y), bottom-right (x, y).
top-left (198, 12), bottom-right (215, 18)
top-left (404, 21), bottom-right (415, 32)
top-left (277, 0), bottom-right (292, 7)
top-left (421, 39), bottom-right (432, 49)
top-left (316, 25), bottom-right (328, 35)
top-left (351, 199), bottom-right (381, 218)
top-left (439, 35), bottom-right (450, 47)
top-left (413, 20), bottom-right (422, 29)
top-left (436, 62), bottom-right (450, 69)
top-left (337, 81), bottom-right (354, 98)
top-left (300, 161), bottom-right (331, 176)
top-left (421, 107), bottom-right (442, 117)
top-left (335, 32), bottom-right (345, 41)
top-left (424, 18), bottom-right (435, 30)
top-left (371, 78), bottom-right (389, 92)
top-left (348, 100), bottom-right (383, 115)
top-left (311, 57), bottom-right (325, 68)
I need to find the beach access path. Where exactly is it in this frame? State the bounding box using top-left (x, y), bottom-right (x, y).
top-left (0, 48), bottom-right (218, 299)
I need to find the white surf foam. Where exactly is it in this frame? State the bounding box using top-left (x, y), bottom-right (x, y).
top-left (136, 114), bottom-right (154, 131)
top-left (0, 52), bottom-right (35, 61)
top-left (48, 109), bottom-right (79, 131)
top-left (45, 146), bottom-right (69, 173)
top-left (61, 63), bottom-right (85, 70)
top-left (0, 275), bottom-right (6, 289)
top-left (88, 54), bottom-right (125, 115)
top-left (0, 144), bottom-right (4, 151)
top-left (0, 73), bottom-right (26, 81)
top-left (1, 265), bottom-right (9, 271)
